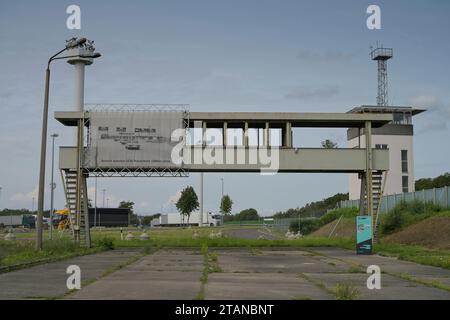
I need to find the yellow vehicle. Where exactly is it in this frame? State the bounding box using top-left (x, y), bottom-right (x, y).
top-left (54, 208), bottom-right (70, 233)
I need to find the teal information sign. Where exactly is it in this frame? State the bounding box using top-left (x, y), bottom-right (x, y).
top-left (356, 216), bottom-right (372, 255)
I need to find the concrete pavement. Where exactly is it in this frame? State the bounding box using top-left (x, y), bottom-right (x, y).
top-left (1, 246), bottom-right (449, 300)
top-left (0, 248), bottom-right (142, 299)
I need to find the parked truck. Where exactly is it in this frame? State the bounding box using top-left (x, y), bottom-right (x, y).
top-left (158, 211), bottom-right (222, 227)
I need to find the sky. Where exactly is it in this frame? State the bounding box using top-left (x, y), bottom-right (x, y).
top-left (0, 0), bottom-right (449, 216)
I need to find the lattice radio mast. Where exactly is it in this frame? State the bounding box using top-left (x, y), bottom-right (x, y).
top-left (370, 44), bottom-right (393, 106)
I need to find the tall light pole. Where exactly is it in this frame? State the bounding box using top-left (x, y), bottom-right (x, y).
top-left (36, 37), bottom-right (100, 250)
top-left (94, 177), bottom-right (97, 227)
top-left (102, 189), bottom-right (106, 207)
top-left (49, 133), bottom-right (58, 240)
top-left (106, 198), bottom-right (110, 208)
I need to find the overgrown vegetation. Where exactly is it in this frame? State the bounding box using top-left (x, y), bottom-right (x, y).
top-left (289, 208), bottom-right (358, 235)
top-left (95, 237), bottom-right (115, 250)
top-left (0, 239), bottom-right (104, 269)
top-left (223, 208), bottom-right (259, 223)
top-left (273, 193), bottom-right (349, 219)
top-left (334, 283), bottom-right (359, 300)
top-left (380, 200), bottom-right (444, 235)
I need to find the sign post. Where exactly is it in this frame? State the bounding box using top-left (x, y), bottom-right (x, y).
top-left (356, 216), bottom-right (372, 254)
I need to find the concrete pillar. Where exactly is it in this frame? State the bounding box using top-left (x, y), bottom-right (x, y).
top-left (264, 122), bottom-right (270, 146)
top-left (223, 121), bottom-right (228, 146)
top-left (202, 121), bottom-right (207, 146)
top-left (244, 122), bottom-right (249, 147)
top-left (285, 122), bottom-right (292, 148)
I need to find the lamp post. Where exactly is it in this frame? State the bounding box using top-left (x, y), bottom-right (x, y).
top-left (36, 37), bottom-right (101, 250)
top-left (49, 133), bottom-right (58, 240)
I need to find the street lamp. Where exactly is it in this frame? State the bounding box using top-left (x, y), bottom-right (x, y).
top-left (49, 133), bottom-right (58, 240)
top-left (36, 37), bottom-right (100, 250)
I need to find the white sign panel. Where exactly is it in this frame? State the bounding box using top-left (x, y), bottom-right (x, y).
top-left (84, 111), bottom-right (184, 168)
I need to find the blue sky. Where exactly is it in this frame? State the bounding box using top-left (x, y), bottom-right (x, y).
top-left (0, 0), bottom-right (449, 215)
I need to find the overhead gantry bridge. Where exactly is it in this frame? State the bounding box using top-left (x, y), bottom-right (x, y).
top-left (54, 108), bottom-right (391, 248)
top-left (55, 110), bottom-right (391, 173)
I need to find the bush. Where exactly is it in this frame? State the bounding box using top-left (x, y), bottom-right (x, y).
top-left (96, 237), bottom-right (115, 250)
top-left (289, 219), bottom-right (321, 235)
top-left (380, 200), bottom-right (443, 235)
top-left (381, 209), bottom-right (405, 235)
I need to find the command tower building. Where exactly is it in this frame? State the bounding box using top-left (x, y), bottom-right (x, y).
top-left (347, 105), bottom-right (425, 200)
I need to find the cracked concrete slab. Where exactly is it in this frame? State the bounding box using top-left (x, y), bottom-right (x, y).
top-left (0, 248), bottom-right (142, 299)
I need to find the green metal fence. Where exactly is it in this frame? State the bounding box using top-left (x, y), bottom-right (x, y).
top-left (339, 186), bottom-right (450, 214)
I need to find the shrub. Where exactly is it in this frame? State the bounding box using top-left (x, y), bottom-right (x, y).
top-left (334, 283), bottom-right (359, 300)
top-left (381, 209), bottom-right (405, 235)
top-left (380, 200), bottom-right (443, 235)
top-left (96, 237), bottom-right (115, 250)
top-left (289, 219), bottom-right (321, 235)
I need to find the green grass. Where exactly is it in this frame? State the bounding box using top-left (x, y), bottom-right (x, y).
top-left (0, 239), bottom-right (105, 270)
top-left (375, 243), bottom-right (450, 270)
top-left (333, 283), bottom-right (360, 300)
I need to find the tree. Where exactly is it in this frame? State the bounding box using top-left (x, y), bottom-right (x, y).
top-left (220, 195), bottom-right (233, 215)
top-left (321, 139), bottom-right (338, 149)
top-left (176, 186), bottom-right (199, 226)
top-left (118, 201), bottom-right (138, 225)
top-left (415, 172), bottom-right (450, 190)
top-left (141, 213), bottom-right (161, 226)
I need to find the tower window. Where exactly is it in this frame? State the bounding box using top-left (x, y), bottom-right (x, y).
top-left (401, 150), bottom-right (408, 173)
top-left (402, 176), bottom-right (409, 193)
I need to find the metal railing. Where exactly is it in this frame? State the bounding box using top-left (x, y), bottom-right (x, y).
top-left (339, 186), bottom-right (450, 214)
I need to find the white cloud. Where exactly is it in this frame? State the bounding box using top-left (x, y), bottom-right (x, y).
top-left (285, 85), bottom-right (339, 100)
top-left (10, 185), bottom-right (39, 206)
top-left (410, 95), bottom-right (450, 133)
top-left (167, 190), bottom-right (182, 205)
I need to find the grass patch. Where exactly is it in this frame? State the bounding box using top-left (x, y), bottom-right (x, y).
top-left (380, 201), bottom-right (446, 235)
top-left (0, 239), bottom-right (105, 271)
top-left (333, 282), bottom-right (359, 300)
top-left (375, 243), bottom-right (450, 270)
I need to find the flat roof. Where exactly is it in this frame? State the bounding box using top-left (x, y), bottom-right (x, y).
top-left (347, 105), bottom-right (426, 116)
top-left (54, 111), bottom-right (393, 128)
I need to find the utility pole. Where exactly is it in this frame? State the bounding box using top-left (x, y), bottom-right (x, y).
top-left (94, 177), bottom-right (97, 227)
top-left (49, 133), bottom-right (58, 240)
top-left (102, 189), bottom-right (106, 207)
top-left (200, 172), bottom-right (204, 227)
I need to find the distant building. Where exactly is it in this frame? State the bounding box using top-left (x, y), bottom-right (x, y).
top-left (88, 208), bottom-right (130, 227)
top-left (347, 105), bottom-right (426, 200)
